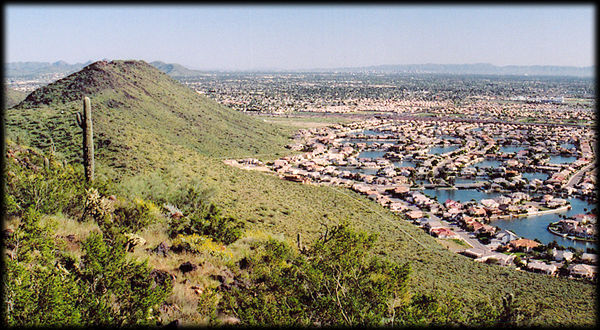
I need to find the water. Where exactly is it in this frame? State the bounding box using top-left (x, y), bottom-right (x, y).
top-left (362, 129), bottom-right (386, 136)
top-left (338, 166), bottom-right (379, 175)
top-left (359, 150), bottom-right (386, 159)
top-left (548, 155), bottom-right (577, 164)
top-left (346, 127), bottom-right (596, 251)
top-left (429, 146), bottom-right (459, 155)
top-left (522, 172), bottom-right (548, 181)
top-left (500, 146), bottom-right (525, 154)
top-left (454, 178), bottom-right (481, 185)
top-left (493, 197), bottom-right (596, 250)
top-left (342, 139), bottom-right (384, 146)
top-left (473, 159), bottom-right (503, 168)
top-left (393, 160), bottom-right (417, 168)
top-left (422, 189), bottom-right (504, 204)
top-left (561, 143), bottom-right (576, 150)
top-left (441, 135), bottom-right (459, 141)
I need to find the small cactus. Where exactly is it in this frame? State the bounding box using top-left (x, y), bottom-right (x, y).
top-left (76, 96), bottom-right (94, 182)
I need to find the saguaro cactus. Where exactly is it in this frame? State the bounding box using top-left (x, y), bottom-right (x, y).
top-left (76, 96), bottom-right (94, 182)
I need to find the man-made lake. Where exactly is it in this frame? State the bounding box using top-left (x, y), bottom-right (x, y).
top-left (348, 129), bottom-right (595, 251)
top-left (423, 188), bottom-right (595, 250)
top-left (473, 159), bottom-right (503, 168)
top-left (358, 150), bottom-right (386, 159)
top-left (500, 146), bottom-right (525, 153)
top-left (548, 155), bottom-right (578, 164)
top-left (361, 129), bottom-right (386, 136)
top-left (393, 160), bottom-right (417, 168)
top-left (441, 135), bottom-right (459, 141)
top-left (453, 178), bottom-right (483, 185)
top-left (522, 172), bottom-right (548, 181)
top-left (561, 143), bottom-right (576, 150)
top-left (429, 146), bottom-right (460, 155)
top-left (343, 139), bottom-right (388, 146)
top-left (493, 197), bottom-right (595, 250)
top-left (422, 189), bottom-right (503, 204)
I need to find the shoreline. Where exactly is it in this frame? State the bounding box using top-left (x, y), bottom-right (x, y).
top-left (547, 222), bottom-right (597, 243)
top-left (490, 204), bottom-right (571, 220)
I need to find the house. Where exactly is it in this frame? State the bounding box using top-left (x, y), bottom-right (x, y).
top-left (527, 261), bottom-right (558, 275)
top-left (551, 248), bottom-right (574, 262)
top-left (423, 218), bottom-right (444, 231)
top-left (387, 185), bottom-right (410, 197)
top-left (480, 199), bottom-right (500, 209)
top-left (462, 248), bottom-right (488, 259)
top-left (430, 227), bottom-right (459, 239)
top-left (476, 252), bottom-right (515, 266)
top-left (467, 206), bottom-right (487, 217)
top-left (581, 253), bottom-right (597, 264)
top-left (508, 238), bottom-right (541, 252)
top-left (389, 202), bottom-right (408, 213)
top-left (495, 229), bottom-right (519, 244)
top-left (406, 210), bottom-right (424, 220)
top-left (568, 264), bottom-right (597, 279)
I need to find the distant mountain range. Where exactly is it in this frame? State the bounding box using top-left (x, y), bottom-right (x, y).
top-left (148, 61), bottom-right (206, 77)
top-left (5, 60), bottom-right (93, 78)
top-left (5, 60), bottom-right (594, 78)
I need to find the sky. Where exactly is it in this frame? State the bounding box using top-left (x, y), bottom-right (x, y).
top-left (4, 5), bottom-right (595, 70)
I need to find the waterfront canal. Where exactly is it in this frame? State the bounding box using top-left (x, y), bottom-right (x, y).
top-left (493, 197), bottom-right (595, 250)
top-left (345, 127), bottom-right (595, 251)
top-left (423, 189), bottom-right (594, 250)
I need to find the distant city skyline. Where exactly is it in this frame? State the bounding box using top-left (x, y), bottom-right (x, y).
top-left (5, 5), bottom-right (595, 71)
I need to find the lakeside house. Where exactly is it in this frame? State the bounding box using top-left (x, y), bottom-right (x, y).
top-left (508, 238), bottom-right (541, 252)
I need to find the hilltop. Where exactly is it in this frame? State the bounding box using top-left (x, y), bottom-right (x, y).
top-left (7, 60), bottom-right (293, 177)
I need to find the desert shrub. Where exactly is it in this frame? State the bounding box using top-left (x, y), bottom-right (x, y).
top-left (3, 208), bottom-right (172, 327)
top-left (171, 233), bottom-right (232, 259)
top-left (76, 232), bottom-right (172, 326)
top-left (4, 143), bottom-right (112, 217)
top-left (81, 188), bottom-right (159, 237)
top-left (4, 209), bottom-right (82, 326)
top-left (168, 203), bottom-right (244, 245)
top-left (112, 198), bottom-right (157, 233)
top-left (219, 222), bottom-right (411, 326)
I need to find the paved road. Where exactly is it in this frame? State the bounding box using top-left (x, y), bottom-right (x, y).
top-left (564, 162), bottom-right (595, 189)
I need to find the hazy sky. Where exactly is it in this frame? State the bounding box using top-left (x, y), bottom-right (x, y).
top-left (5, 5), bottom-right (595, 70)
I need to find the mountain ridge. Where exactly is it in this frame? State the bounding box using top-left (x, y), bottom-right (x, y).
top-left (7, 59), bottom-right (292, 177)
top-left (6, 60), bottom-right (594, 78)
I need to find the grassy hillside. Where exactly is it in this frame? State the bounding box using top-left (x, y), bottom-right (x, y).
top-left (7, 60), bottom-right (294, 179)
top-left (3, 87), bottom-right (29, 109)
top-left (4, 60), bottom-right (595, 325)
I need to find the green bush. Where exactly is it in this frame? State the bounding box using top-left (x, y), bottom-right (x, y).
top-left (3, 207), bottom-right (172, 327)
top-left (4, 143), bottom-right (112, 218)
top-left (219, 222), bottom-right (411, 326)
top-left (112, 198), bottom-right (156, 233)
top-left (77, 232), bottom-right (172, 326)
top-left (168, 203), bottom-right (244, 245)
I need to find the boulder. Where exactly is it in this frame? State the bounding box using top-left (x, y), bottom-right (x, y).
top-left (179, 261), bottom-right (197, 274)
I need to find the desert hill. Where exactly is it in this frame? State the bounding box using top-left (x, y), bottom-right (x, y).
top-left (7, 60), bottom-right (292, 177)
